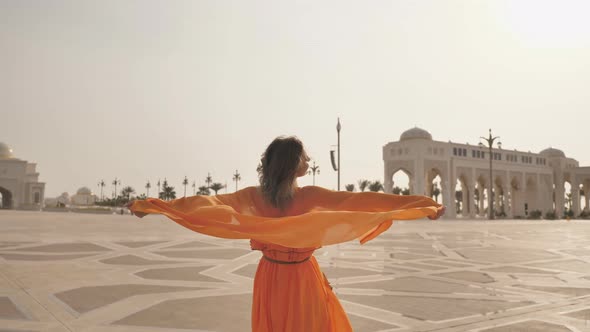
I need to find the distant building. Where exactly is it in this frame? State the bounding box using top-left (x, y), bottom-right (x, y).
top-left (71, 187), bottom-right (98, 206)
top-left (0, 142), bottom-right (45, 209)
top-left (383, 128), bottom-right (590, 219)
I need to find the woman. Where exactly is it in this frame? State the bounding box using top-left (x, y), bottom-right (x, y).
top-left (129, 136), bottom-right (444, 332)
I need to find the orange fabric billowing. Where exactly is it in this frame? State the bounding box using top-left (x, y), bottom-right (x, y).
top-left (129, 186), bottom-right (441, 332)
top-left (130, 186), bottom-right (440, 248)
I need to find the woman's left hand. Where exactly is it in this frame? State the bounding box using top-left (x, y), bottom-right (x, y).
top-left (428, 205), bottom-right (445, 220)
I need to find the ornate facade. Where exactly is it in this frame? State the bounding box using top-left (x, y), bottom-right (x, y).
top-left (383, 128), bottom-right (590, 219)
top-left (0, 142), bottom-right (45, 209)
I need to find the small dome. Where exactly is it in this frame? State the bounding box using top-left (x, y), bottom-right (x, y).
top-left (0, 142), bottom-right (14, 159)
top-left (540, 147), bottom-right (566, 158)
top-left (76, 187), bottom-right (92, 195)
top-left (400, 127), bottom-right (432, 141)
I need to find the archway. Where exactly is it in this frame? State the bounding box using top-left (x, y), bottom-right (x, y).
top-left (455, 175), bottom-right (470, 217)
top-left (564, 181), bottom-right (573, 217)
top-left (0, 186), bottom-right (13, 209)
top-left (391, 169), bottom-right (412, 195)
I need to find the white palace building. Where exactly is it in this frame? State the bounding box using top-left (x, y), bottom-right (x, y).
top-left (383, 128), bottom-right (590, 219)
top-left (0, 142), bottom-right (45, 210)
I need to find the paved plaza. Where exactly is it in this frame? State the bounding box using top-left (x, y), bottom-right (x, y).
top-left (1, 211), bottom-right (590, 332)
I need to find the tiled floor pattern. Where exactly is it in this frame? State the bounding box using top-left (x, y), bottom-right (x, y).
top-left (1, 211), bottom-right (590, 331)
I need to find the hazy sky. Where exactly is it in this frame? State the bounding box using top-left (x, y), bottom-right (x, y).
top-left (2, 0), bottom-right (590, 198)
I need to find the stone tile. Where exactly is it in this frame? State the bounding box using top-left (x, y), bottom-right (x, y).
top-left (135, 266), bottom-right (227, 282)
top-left (0, 253), bottom-right (96, 261)
top-left (99, 254), bottom-right (182, 266)
top-left (54, 284), bottom-right (204, 314)
top-left (113, 294), bottom-right (251, 331)
top-left (482, 266), bottom-right (557, 274)
top-left (114, 241), bottom-right (166, 248)
top-left (480, 320), bottom-right (573, 332)
top-left (0, 297), bottom-right (29, 320)
top-left (161, 240), bottom-right (219, 249)
top-left (400, 262), bottom-right (448, 270)
top-left (562, 308), bottom-right (590, 320)
top-left (434, 271), bottom-right (495, 283)
top-left (389, 252), bottom-right (436, 260)
top-left (343, 277), bottom-right (492, 294)
top-left (457, 248), bottom-right (558, 263)
top-left (560, 249), bottom-right (590, 256)
top-left (340, 294), bottom-right (533, 321)
top-left (423, 260), bottom-right (472, 267)
top-left (348, 313), bottom-right (399, 331)
top-left (14, 243), bottom-right (111, 252)
top-left (513, 285), bottom-right (590, 297)
top-left (152, 248), bottom-right (250, 259)
top-left (527, 259), bottom-right (590, 273)
top-left (232, 264), bottom-right (259, 278)
top-left (322, 266), bottom-right (382, 279)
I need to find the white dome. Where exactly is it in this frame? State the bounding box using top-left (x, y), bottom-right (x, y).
top-left (0, 142), bottom-right (14, 159)
top-left (400, 127), bottom-right (432, 141)
top-left (540, 147), bottom-right (566, 158)
top-left (76, 187), bottom-right (92, 195)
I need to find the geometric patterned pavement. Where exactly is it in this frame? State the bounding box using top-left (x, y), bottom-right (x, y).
top-left (1, 211), bottom-right (590, 331)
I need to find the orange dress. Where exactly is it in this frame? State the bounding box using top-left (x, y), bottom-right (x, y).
top-left (130, 186), bottom-right (441, 331)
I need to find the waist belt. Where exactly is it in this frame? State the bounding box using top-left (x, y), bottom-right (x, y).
top-left (262, 255), bottom-right (311, 264)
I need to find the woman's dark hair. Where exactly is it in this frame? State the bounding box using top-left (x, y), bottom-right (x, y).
top-left (259, 136), bottom-right (305, 209)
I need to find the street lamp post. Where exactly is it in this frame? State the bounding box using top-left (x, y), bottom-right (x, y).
top-left (479, 129), bottom-right (501, 220)
top-left (308, 161), bottom-right (320, 185)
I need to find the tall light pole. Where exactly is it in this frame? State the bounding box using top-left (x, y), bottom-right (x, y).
top-left (157, 179), bottom-right (161, 198)
top-left (337, 118), bottom-right (341, 191)
top-left (479, 129), bottom-right (501, 220)
top-left (308, 161), bottom-right (320, 185)
top-left (145, 181), bottom-right (151, 197)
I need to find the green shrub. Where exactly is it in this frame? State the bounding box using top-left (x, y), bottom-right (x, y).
top-left (527, 210), bottom-right (542, 220)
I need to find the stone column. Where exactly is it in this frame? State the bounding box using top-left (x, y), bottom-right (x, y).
top-left (384, 164), bottom-right (393, 194)
top-left (413, 158), bottom-right (425, 196)
top-left (572, 176), bottom-right (580, 217)
top-left (555, 172), bottom-right (564, 217)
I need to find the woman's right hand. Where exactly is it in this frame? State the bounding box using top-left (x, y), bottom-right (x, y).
top-left (126, 201), bottom-right (148, 218)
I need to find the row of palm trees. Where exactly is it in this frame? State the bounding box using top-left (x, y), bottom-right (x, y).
top-left (343, 179), bottom-right (410, 195)
top-left (97, 172), bottom-right (244, 205)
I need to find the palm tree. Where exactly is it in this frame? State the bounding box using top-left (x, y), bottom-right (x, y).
top-left (368, 180), bottom-right (384, 192)
top-left (192, 181), bottom-right (196, 195)
top-left (210, 182), bottom-right (225, 195)
top-left (197, 186), bottom-right (210, 195)
top-left (159, 179), bottom-right (176, 200)
top-left (145, 181), bottom-right (151, 197)
top-left (233, 170), bottom-right (241, 192)
top-left (121, 186), bottom-right (135, 202)
top-left (97, 180), bottom-right (106, 201)
top-left (182, 176), bottom-right (189, 197)
top-left (345, 184), bottom-right (355, 192)
top-left (392, 186), bottom-right (402, 195)
top-left (358, 179), bottom-right (370, 192)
